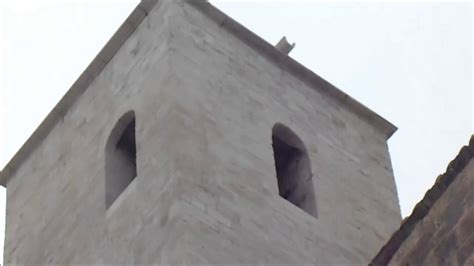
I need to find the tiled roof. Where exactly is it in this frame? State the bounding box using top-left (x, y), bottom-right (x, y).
top-left (371, 135), bottom-right (474, 265)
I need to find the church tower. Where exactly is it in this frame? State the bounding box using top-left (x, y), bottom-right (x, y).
top-left (1, 0), bottom-right (401, 264)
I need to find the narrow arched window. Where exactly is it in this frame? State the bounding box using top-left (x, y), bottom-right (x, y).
top-left (105, 111), bottom-right (137, 209)
top-left (272, 123), bottom-right (317, 218)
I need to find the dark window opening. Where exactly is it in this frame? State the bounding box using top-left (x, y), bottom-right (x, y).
top-left (105, 111), bottom-right (137, 209)
top-left (272, 123), bottom-right (317, 218)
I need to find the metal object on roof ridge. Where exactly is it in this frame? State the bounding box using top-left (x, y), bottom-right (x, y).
top-left (275, 36), bottom-right (295, 55)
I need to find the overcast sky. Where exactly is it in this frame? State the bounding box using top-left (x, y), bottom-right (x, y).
top-left (0, 0), bottom-right (472, 262)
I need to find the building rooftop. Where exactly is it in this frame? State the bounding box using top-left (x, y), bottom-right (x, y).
top-left (0, 0), bottom-right (396, 186)
top-left (371, 134), bottom-right (474, 265)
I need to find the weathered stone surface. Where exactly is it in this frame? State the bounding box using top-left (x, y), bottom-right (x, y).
top-left (3, 0), bottom-right (401, 264)
top-left (390, 160), bottom-right (474, 265)
top-left (372, 135), bottom-right (474, 266)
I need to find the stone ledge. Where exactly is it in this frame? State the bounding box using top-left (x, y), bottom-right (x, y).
top-left (186, 0), bottom-right (397, 139)
top-left (0, 0), bottom-right (397, 187)
top-left (0, 0), bottom-right (160, 186)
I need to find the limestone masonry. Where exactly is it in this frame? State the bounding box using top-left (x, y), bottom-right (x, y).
top-left (1, 0), bottom-right (402, 264)
top-left (372, 136), bottom-right (474, 265)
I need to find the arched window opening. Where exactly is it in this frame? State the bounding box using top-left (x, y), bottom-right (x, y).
top-left (272, 123), bottom-right (317, 218)
top-left (105, 111), bottom-right (137, 209)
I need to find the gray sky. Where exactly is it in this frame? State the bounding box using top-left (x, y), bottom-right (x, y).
top-left (0, 0), bottom-right (472, 262)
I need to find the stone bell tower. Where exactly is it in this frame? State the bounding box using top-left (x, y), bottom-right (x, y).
top-left (1, 0), bottom-right (401, 264)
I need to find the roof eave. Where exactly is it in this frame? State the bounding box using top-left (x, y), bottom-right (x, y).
top-left (0, 0), bottom-right (161, 187)
top-left (371, 135), bottom-right (474, 265)
top-left (1, 0), bottom-right (397, 187)
top-left (187, 0), bottom-right (397, 139)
